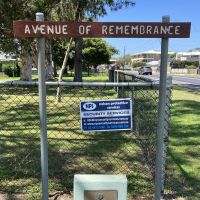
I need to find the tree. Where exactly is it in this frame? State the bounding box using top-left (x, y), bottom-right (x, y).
top-left (54, 38), bottom-right (118, 102)
top-left (0, 0), bottom-right (36, 81)
top-left (33, 0), bottom-right (61, 80)
top-left (56, 38), bottom-right (73, 103)
top-left (54, 38), bottom-right (118, 72)
top-left (117, 54), bottom-right (134, 66)
top-left (67, 0), bottom-right (135, 81)
top-left (82, 38), bottom-right (118, 70)
top-left (0, 0), bottom-right (61, 81)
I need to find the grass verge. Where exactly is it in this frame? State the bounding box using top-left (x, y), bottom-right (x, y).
top-left (165, 87), bottom-right (200, 200)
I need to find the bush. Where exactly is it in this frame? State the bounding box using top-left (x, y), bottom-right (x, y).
top-left (3, 63), bottom-right (20, 77)
top-left (132, 62), bottom-right (146, 68)
top-left (170, 60), bottom-right (198, 69)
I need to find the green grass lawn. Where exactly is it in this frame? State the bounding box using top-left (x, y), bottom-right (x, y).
top-left (165, 87), bottom-right (200, 200)
top-left (0, 77), bottom-right (154, 200)
top-left (1, 73), bottom-right (199, 199)
top-left (0, 72), bottom-right (108, 82)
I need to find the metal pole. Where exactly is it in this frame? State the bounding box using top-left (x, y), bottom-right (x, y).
top-left (36, 12), bottom-right (49, 200)
top-left (155, 16), bottom-right (170, 200)
top-left (123, 46), bottom-right (125, 70)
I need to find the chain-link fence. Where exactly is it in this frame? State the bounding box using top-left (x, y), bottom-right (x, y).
top-left (115, 70), bottom-right (172, 196)
top-left (0, 78), bottom-right (171, 199)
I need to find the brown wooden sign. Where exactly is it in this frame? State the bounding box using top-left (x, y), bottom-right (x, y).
top-left (13, 21), bottom-right (191, 38)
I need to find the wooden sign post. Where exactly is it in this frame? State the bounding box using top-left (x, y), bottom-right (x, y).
top-left (13, 15), bottom-right (191, 200)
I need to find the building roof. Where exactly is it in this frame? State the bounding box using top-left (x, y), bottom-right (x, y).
top-left (177, 52), bottom-right (200, 56)
top-left (132, 50), bottom-right (176, 56)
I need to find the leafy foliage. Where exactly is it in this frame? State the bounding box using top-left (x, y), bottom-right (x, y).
top-left (132, 62), bottom-right (146, 68)
top-left (3, 63), bottom-right (20, 77)
top-left (82, 39), bottom-right (118, 67)
top-left (170, 60), bottom-right (198, 69)
top-left (53, 38), bottom-right (118, 71)
top-left (0, 0), bottom-right (36, 53)
top-left (116, 54), bottom-right (133, 65)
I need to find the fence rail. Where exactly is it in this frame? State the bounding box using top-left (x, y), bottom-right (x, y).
top-left (0, 76), bottom-right (172, 199)
top-left (0, 80), bottom-right (158, 87)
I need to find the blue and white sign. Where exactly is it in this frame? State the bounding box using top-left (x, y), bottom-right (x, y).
top-left (80, 99), bottom-right (132, 132)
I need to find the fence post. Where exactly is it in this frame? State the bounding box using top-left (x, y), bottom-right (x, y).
top-left (36, 12), bottom-right (49, 200)
top-left (117, 71), bottom-right (121, 98)
top-left (161, 76), bottom-right (172, 191)
top-left (155, 16), bottom-right (170, 200)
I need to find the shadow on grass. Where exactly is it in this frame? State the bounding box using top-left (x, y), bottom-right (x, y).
top-left (0, 85), bottom-right (154, 199)
top-left (164, 98), bottom-right (200, 199)
top-left (0, 133), bottom-right (153, 199)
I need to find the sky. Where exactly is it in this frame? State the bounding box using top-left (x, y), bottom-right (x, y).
top-left (99, 0), bottom-right (200, 57)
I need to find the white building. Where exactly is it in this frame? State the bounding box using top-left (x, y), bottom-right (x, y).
top-left (0, 52), bottom-right (16, 63)
top-left (176, 51), bottom-right (200, 62)
top-left (131, 50), bottom-right (176, 69)
top-left (131, 50), bottom-right (176, 63)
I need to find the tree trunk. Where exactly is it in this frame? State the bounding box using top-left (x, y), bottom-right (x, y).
top-left (20, 48), bottom-right (32, 81)
top-left (56, 38), bottom-right (73, 103)
top-left (46, 39), bottom-right (54, 80)
top-left (73, 37), bottom-right (83, 82)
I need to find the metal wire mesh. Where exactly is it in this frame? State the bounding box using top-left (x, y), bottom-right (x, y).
top-left (0, 80), bottom-right (171, 199)
top-left (116, 70), bottom-right (172, 198)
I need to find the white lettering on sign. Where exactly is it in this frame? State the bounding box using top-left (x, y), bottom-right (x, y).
top-left (62, 25), bottom-right (68, 34)
top-left (146, 25), bottom-right (152, 34)
top-left (25, 25), bottom-right (30, 34)
top-left (101, 24), bottom-right (182, 36)
top-left (131, 25), bottom-right (138, 34)
top-left (140, 25), bottom-right (145, 34)
top-left (175, 26), bottom-right (181, 35)
top-left (102, 25), bottom-right (107, 34)
top-left (47, 25), bottom-right (54, 34)
top-left (79, 25), bottom-right (85, 34)
top-left (154, 26), bottom-right (159, 34)
top-left (79, 25), bottom-right (92, 34)
top-left (20, 23), bottom-right (186, 37)
top-left (32, 25), bottom-right (39, 34)
top-left (116, 26), bottom-right (123, 34)
top-left (124, 25), bottom-right (130, 35)
top-left (109, 25), bottom-right (114, 35)
top-left (40, 25), bottom-right (45, 34)
top-left (24, 24), bottom-right (69, 35)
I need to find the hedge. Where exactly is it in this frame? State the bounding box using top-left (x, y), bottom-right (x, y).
top-left (170, 60), bottom-right (198, 69)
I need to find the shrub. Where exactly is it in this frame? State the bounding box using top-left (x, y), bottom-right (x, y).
top-left (132, 62), bottom-right (146, 68)
top-left (170, 60), bottom-right (198, 69)
top-left (3, 63), bottom-right (20, 77)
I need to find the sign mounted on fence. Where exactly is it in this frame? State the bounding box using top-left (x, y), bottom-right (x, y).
top-left (13, 21), bottom-right (191, 38)
top-left (80, 99), bottom-right (132, 132)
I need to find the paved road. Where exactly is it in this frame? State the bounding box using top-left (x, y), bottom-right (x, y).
top-left (159, 74), bottom-right (200, 90)
top-left (151, 74), bottom-right (200, 90)
top-left (127, 71), bottom-right (200, 90)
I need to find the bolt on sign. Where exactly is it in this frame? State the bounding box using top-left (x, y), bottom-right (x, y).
top-left (13, 21), bottom-right (191, 38)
